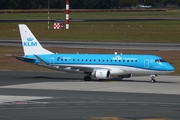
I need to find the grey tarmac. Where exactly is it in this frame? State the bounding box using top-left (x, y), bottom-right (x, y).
top-left (0, 71), bottom-right (180, 120)
top-left (1, 40), bottom-right (180, 50)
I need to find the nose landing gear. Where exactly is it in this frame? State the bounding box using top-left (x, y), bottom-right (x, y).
top-left (150, 74), bottom-right (157, 83)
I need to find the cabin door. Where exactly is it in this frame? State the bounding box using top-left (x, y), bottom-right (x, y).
top-left (144, 59), bottom-right (149, 68)
top-left (50, 57), bottom-right (54, 64)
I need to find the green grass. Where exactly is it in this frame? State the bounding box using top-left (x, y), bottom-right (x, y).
top-left (0, 10), bottom-right (180, 42)
top-left (0, 10), bottom-right (180, 20)
top-left (0, 21), bottom-right (180, 43)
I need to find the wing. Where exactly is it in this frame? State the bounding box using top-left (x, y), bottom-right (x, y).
top-left (34, 55), bottom-right (94, 73)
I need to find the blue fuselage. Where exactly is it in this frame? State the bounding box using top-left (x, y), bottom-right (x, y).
top-left (24, 54), bottom-right (175, 74)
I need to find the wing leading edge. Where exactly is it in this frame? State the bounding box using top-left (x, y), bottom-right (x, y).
top-left (34, 55), bottom-right (94, 73)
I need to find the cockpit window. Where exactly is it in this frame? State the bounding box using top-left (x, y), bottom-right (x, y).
top-left (160, 59), bottom-right (166, 62)
top-left (155, 59), bottom-right (166, 62)
top-left (155, 59), bottom-right (160, 62)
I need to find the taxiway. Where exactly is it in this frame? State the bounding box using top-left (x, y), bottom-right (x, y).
top-left (0, 71), bottom-right (180, 120)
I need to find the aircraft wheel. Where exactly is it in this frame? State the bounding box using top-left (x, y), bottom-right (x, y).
top-left (150, 75), bottom-right (156, 83)
top-left (84, 76), bottom-right (91, 81)
top-left (151, 79), bottom-right (156, 83)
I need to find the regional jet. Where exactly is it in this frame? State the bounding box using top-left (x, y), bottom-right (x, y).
top-left (11, 24), bottom-right (175, 83)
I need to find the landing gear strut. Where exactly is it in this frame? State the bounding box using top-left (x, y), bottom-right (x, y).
top-left (84, 76), bottom-right (91, 81)
top-left (150, 75), bottom-right (156, 83)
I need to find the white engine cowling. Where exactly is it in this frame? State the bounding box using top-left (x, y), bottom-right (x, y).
top-left (92, 69), bottom-right (111, 79)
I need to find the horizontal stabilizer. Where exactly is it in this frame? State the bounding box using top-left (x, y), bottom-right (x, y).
top-left (5, 54), bottom-right (36, 62)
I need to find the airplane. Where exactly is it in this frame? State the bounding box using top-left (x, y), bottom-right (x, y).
top-left (10, 24), bottom-right (175, 83)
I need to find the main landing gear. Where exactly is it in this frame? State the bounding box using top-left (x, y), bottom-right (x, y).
top-left (84, 76), bottom-right (91, 81)
top-left (150, 75), bottom-right (156, 83)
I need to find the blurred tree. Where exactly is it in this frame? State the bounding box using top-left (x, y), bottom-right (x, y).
top-left (110, 0), bottom-right (119, 8)
top-left (84, 0), bottom-right (111, 9)
top-left (0, 0), bottom-right (180, 9)
top-left (119, 0), bottom-right (138, 7)
top-left (178, 0), bottom-right (180, 6)
top-left (144, 0), bottom-right (155, 6)
top-left (162, 0), bottom-right (178, 6)
top-left (49, 0), bottom-right (65, 9)
top-left (0, 0), bottom-right (7, 9)
top-left (69, 0), bottom-right (84, 9)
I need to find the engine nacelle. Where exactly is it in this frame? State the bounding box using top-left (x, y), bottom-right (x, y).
top-left (92, 69), bottom-right (111, 79)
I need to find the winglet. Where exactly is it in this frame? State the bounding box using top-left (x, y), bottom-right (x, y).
top-left (19, 24), bottom-right (54, 55)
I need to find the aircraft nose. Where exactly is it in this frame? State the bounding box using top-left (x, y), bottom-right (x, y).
top-left (167, 64), bottom-right (175, 72)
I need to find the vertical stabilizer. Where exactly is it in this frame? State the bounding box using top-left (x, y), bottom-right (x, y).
top-left (19, 24), bottom-right (54, 55)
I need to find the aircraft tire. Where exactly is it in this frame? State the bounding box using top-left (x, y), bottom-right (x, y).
top-left (84, 76), bottom-right (91, 81)
top-left (151, 79), bottom-right (156, 83)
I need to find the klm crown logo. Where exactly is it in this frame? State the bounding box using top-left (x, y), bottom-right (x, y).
top-left (27, 37), bottom-right (34, 41)
top-left (24, 37), bottom-right (37, 46)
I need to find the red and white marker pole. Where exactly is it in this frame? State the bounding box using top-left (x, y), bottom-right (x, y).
top-left (48, 10), bottom-right (50, 29)
top-left (48, 0), bottom-right (50, 29)
top-left (66, 0), bottom-right (69, 29)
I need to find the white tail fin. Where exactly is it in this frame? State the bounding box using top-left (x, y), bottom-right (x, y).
top-left (19, 24), bottom-right (54, 55)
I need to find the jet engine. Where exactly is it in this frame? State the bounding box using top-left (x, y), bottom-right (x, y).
top-left (92, 69), bottom-right (111, 79)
